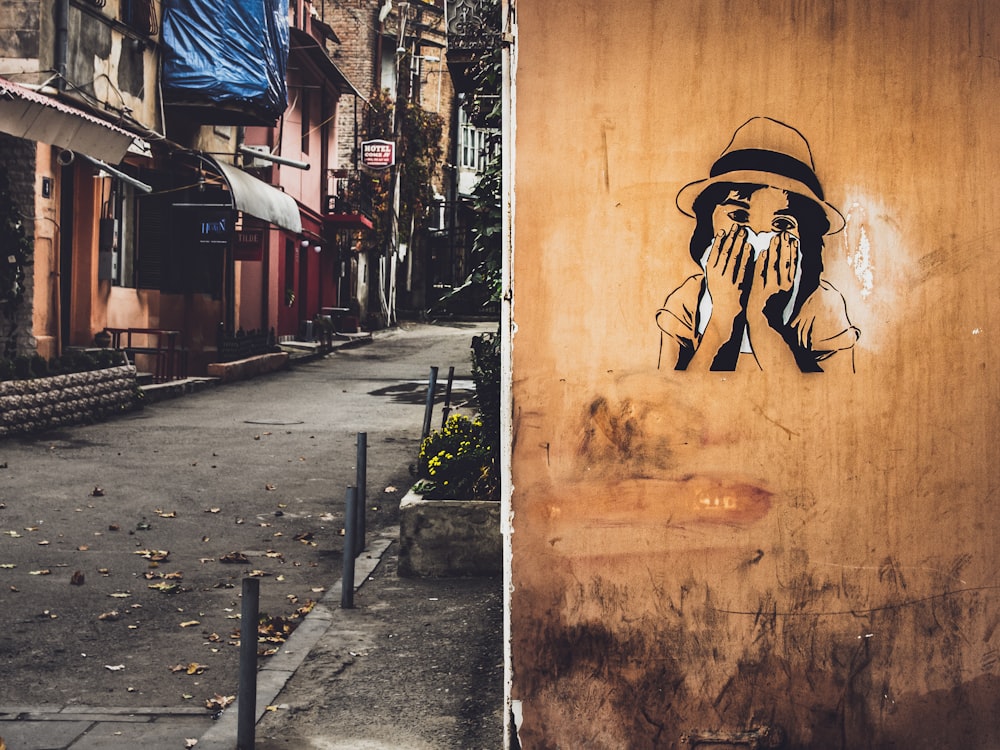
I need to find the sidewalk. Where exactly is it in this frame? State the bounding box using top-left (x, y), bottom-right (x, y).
top-left (0, 322), bottom-right (504, 750)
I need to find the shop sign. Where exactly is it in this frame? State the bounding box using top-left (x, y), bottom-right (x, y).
top-left (234, 228), bottom-right (264, 261)
top-left (362, 139), bottom-right (395, 170)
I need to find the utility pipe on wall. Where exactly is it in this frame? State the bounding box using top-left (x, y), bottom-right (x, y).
top-left (55, 0), bottom-right (69, 90)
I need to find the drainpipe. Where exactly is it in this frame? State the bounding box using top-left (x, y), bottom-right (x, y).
top-left (55, 0), bottom-right (69, 91)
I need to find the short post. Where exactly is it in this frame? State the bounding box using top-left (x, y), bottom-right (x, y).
top-left (356, 432), bottom-right (367, 557)
top-left (421, 366), bottom-right (439, 440)
top-left (341, 485), bottom-right (357, 609)
top-left (237, 576), bottom-right (260, 750)
top-left (441, 366), bottom-right (455, 427)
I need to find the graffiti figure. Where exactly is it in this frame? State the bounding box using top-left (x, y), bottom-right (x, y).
top-left (656, 117), bottom-right (859, 372)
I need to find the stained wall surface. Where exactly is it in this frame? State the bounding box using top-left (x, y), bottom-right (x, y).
top-left (509, 1), bottom-right (1000, 747)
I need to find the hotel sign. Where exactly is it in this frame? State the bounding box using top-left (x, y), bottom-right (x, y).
top-left (361, 139), bottom-right (395, 170)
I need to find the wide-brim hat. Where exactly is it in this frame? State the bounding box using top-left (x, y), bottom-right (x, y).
top-left (675, 117), bottom-right (845, 235)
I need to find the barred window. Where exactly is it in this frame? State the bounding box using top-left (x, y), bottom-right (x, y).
top-left (121, 0), bottom-right (158, 36)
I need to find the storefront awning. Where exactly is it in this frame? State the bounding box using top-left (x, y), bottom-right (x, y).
top-left (0, 77), bottom-right (135, 163)
top-left (206, 156), bottom-right (302, 233)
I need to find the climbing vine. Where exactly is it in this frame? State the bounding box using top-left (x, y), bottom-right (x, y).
top-left (0, 168), bottom-right (31, 358)
top-left (361, 89), bottom-right (444, 257)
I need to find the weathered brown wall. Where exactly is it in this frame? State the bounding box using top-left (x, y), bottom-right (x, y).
top-left (509, 1), bottom-right (1000, 747)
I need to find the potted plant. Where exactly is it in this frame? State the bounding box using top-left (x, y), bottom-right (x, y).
top-left (399, 413), bottom-right (501, 577)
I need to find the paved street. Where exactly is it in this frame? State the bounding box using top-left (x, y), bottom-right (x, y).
top-left (0, 321), bottom-right (502, 749)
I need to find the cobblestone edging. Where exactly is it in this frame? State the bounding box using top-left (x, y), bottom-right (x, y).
top-left (0, 366), bottom-right (141, 437)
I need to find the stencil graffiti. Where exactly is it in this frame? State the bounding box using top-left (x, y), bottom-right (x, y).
top-left (657, 117), bottom-right (859, 372)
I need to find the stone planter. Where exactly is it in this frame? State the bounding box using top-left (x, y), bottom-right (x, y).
top-left (0, 365), bottom-right (141, 438)
top-left (398, 486), bottom-right (502, 577)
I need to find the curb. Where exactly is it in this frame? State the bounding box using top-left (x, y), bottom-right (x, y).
top-left (194, 530), bottom-right (397, 750)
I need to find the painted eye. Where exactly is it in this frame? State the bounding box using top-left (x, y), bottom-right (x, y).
top-left (727, 209), bottom-right (750, 224)
top-left (773, 217), bottom-right (797, 232)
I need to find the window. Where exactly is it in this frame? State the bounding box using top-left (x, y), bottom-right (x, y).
top-left (135, 196), bottom-right (226, 297)
top-left (459, 108), bottom-right (492, 173)
top-left (121, 0), bottom-right (158, 35)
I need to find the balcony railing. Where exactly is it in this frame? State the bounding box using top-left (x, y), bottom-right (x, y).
top-left (325, 171), bottom-right (374, 229)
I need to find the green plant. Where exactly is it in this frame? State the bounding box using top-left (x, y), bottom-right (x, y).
top-left (417, 413), bottom-right (498, 500)
top-left (0, 168), bottom-right (31, 358)
top-left (0, 349), bottom-right (128, 382)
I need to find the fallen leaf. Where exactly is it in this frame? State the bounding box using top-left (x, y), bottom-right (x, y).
top-left (109, 592), bottom-right (131, 598)
top-left (70, 570), bottom-right (85, 586)
top-left (265, 705), bottom-right (279, 712)
top-left (264, 551), bottom-right (283, 559)
top-left (219, 552), bottom-right (248, 564)
top-left (384, 485), bottom-right (397, 493)
top-left (205, 508), bottom-right (221, 514)
top-left (29, 569), bottom-right (51, 576)
top-left (4, 531), bottom-right (21, 538)
top-left (179, 620), bottom-right (200, 628)
top-left (108, 524), bottom-right (120, 531)
top-left (97, 568), bottom-right (110, 575)
top-left (248, 570), bottom-right (269, 577)
top-left (154, 510), bottom-right (177, 519)
top-left (0, 563), bottom-right (15, 569)
top-left (92, 487), bottom-right (105, 497)
top-left (37, 540), bottom-right (50, 546)
top-left (77, 545), bottom-right (89, 551)
top-left (135, 549), bottom-right (170, 562)
top-left (148, 582), bottom-right (182, 594)
top-left (205, 694), bottom-right (234, 711)
top-left (265, 484), bottom-right (277, 491)
top-left (98, 610), bottom-right (121, 621)
top-left (185, 739), bottom-right (198, 748)
top-left (104, 664), bottom-right (125, 671)
top-left (186, 663), bottom-right (207, 675)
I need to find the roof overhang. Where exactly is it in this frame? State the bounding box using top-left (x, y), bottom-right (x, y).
top-left (206, 156), bottom-right (302, 234)
top-left (289, 27), bottom-right (367, 101)
top-left (0, 77), bottom-right (135, 163)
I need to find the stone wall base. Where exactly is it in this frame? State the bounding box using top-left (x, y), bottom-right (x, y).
top-left (206, 352), bottom-right (289, 383)
top-left (398, 488), bottom-right (501, 577)
top-left (0, 366), bottom-right (140, 437)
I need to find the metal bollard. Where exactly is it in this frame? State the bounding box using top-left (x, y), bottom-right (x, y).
top-left (341, 485), bottom-right (357, 608)
top-left (356, 432), bottom-right (367, 557)
top-left (421, 366), bottom-right (439, 440)
top-left (237, 576), bottom-right (260, 750)
top-left (441, 366), bottom-right (455, 428)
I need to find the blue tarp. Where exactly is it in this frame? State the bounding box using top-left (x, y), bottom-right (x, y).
top-left (162, 0), bottom-right (289, 120)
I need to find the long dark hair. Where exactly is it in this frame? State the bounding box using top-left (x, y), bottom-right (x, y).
top-left (687, 182), bottom-right (831, 371)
